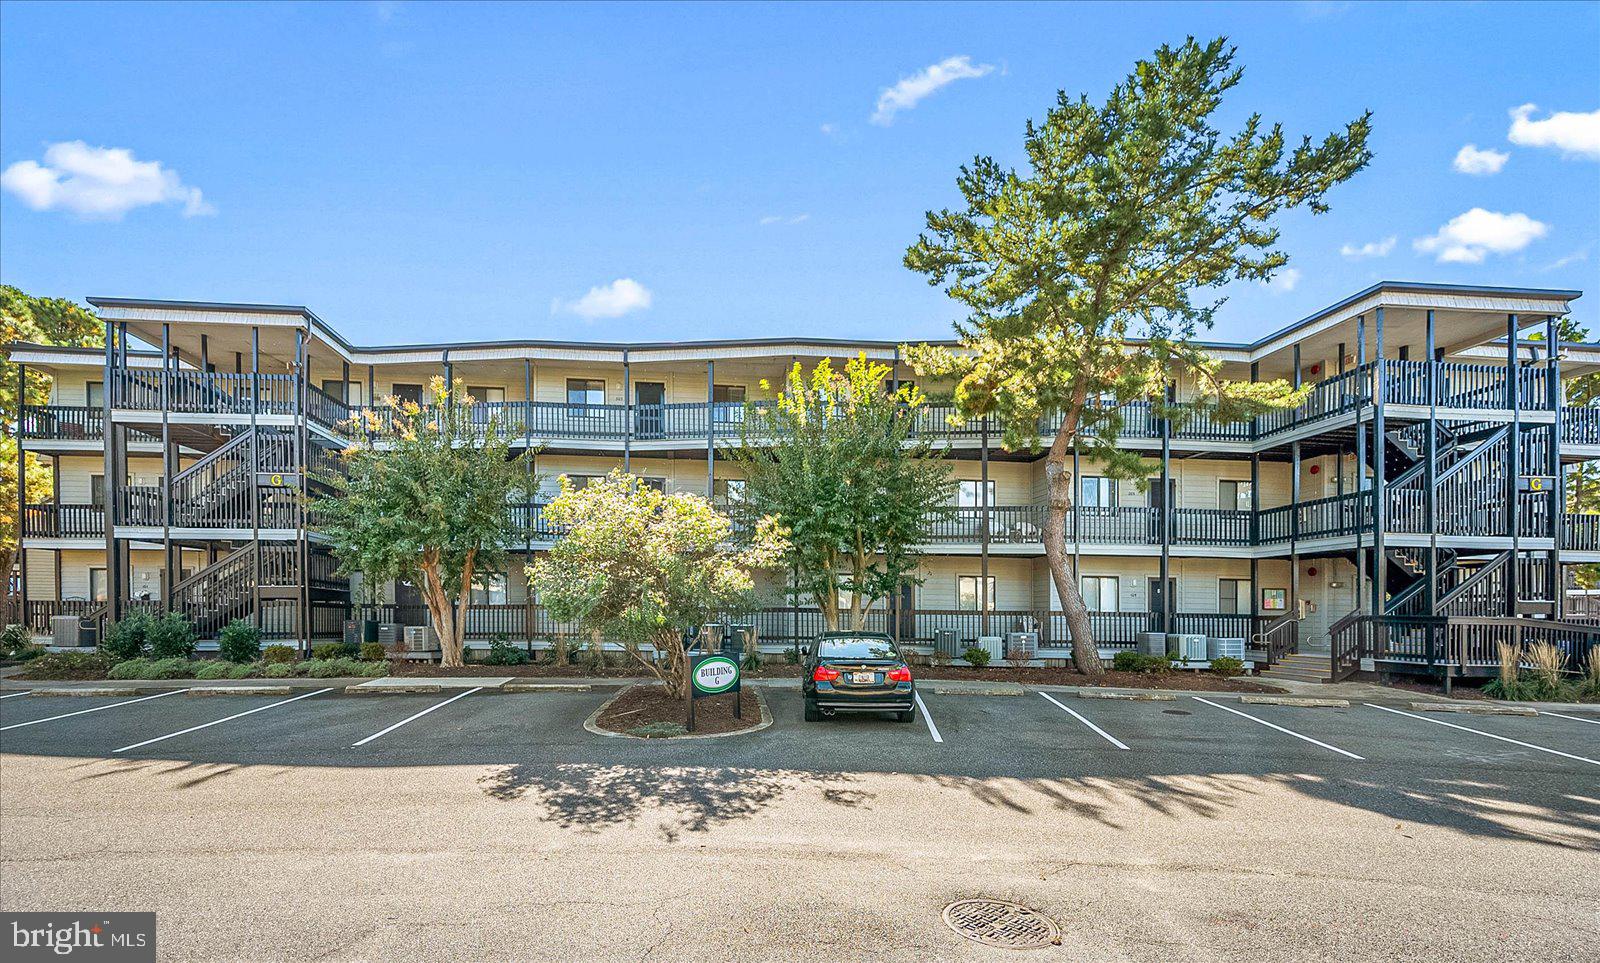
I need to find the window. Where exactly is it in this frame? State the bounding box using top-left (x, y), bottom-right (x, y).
top-left (391, 383), bottom-right (424, 404)
top-left (567, 379), bottom-right (605, 417)
top-left (957, 575), bottom-right (996, 612)
top-left (85, 381), bottom-right (104, 409)
top-left (641, 477), bottom-right (667, 493)
top-left (957, 480), bottom-right (995, 508)
top-left (712, 384), bottom-right (746, 423)
top-left (90, 474), bottom-right (106, 509)
top-left (89, 568), bottom-right (107, 602)
top-left (1219, 578), bottom-right (1250, 615)
top-left (467, 385), bottom-right (505, 405)
top-left (1080, 575), bottom-right (1119, 612)
top-left (561, 474), bottom-right (602, 490)
top-left (470, 572), bottom-right (508, 606)
top-left (712, 478), bottom-right (745, 504)
top-left (1219, 480), bottom-right (1253, 511)
top-left (1079, 476), bottom-right (1117, 509)
top-left (817, 637), bottom-right (899, 660)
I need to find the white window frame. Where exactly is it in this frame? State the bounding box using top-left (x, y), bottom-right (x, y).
top-left (957, 575), bottom-right (996, 612)
top-left (1080, 575), bottom-right (1119, 613)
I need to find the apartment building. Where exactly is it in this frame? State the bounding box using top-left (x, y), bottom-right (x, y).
top-left (8, 281), bottom-right (1599, 681)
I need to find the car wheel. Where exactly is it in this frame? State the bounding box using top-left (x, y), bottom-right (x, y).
top-left (804, 699), bottom-right (822, 722)
top-left (896, 709), bottom-right (915, 723)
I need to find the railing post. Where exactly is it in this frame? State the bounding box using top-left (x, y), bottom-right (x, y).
top-left (1372, 307), bottom-right (1388, 618)
top-left (1506, 313), bottom-right (1521, 615)
top-left (1548, 313), bottom-right (1564, 617)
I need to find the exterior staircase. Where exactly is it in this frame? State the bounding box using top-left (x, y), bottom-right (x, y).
top-left (1259, 652), bottom-right (1331, 684)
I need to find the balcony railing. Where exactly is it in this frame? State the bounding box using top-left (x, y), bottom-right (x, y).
top-left (19, 405), bottom-right (103, 441)
top-left (21, 503), bottom-right (105, 538)
top-left (1563, 407), bottom-right (1600, 445)
top-left (1564, 513), bottom-right (1600, 551)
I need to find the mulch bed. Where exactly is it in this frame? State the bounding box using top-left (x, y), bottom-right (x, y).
top-left (393, 661), bottom-right (804, 679)
top-left (594, 684), bottom-right (763, 737)
top-left (1380, 677), bottom-right (1490, 700)
top-left (910, 665), bottom-right (1281, 692)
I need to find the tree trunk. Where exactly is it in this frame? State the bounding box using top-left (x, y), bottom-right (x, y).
top-left (659, 630), bottom-right (689, 700)
top-left (418, 555), bottom-right (465, 668)
top-left (1043, 397), bottom-right (1101, 675)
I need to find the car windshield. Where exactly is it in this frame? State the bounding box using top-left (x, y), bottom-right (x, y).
top-left (817, 637), bottom-right (899, 661)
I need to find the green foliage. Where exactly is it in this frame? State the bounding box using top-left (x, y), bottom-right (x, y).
top-left (1, 624), bottom-right (44, 662)
top-left (901, 38), bottom-right (1369, 672)
top-left (358, 642), bottom-right (388, 662)
top-left (484, 637), bottom-right (530, 666)
top-left (962, 645), bottom-right (992, 668)
top-left (357, 659), bottom-right (388, 677)
top-left (107, 658), bottom-right (154, 680)
top-left (101, 610), bottom-right (153, 662)
top-left (315, 376), bottom-right (534, 667)
top-left (143, 658), bottom-right (196, 679)
top-left (261, 644), bottom-right (297, 664)
top-left (262, 663), bottom-right (294, 678)
top-left (530, 471), bottom-right (786, 698)
top-left (193, 661), bottom-right (237, 680)
top-left (312, 642), bottom-right (357, 660)
top-left (728, 355), bottom-right (955, 629)
top-left (217, 620), bottom-right (262, 663)
top-left (1113, 651), bottom-right (1173, 674)
top-left (18, 651), bottom-right (112, 678)
top-left (145, 614), bottom-right (198, 660)
top-left (1209, 656), bottom-right (1245, 678)
top-left (783, 647), bottom-right (801, 666)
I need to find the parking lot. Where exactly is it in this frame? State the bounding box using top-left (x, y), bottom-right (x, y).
top-left (2, 683), bottom-right (1597, 961)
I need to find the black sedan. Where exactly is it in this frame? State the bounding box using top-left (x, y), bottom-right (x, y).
top-left (802, 632), bottom-right (916, 723)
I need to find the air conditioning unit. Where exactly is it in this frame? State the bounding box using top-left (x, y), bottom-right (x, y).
top-left (934, 629), bottom-right (959, 658)
top-left (1137, 632), bottom-right (1168, 657)
top-left (976, 635), bottom-right (1004, 663)
top-left (1168, 633), bottom-right (1207, 661)
top-left (343, 620), bottom-right (361, 647)
top-left (376, 623), bottom-right (404, 646)
top-left (1005, 631), bottom-right (1038, 661)
top-left (403, 625), bottom-right (438, 652)
top-left (1208, 637), bottom-right (1246, 661)
top-left (51, 615), bottom-right (84, 647)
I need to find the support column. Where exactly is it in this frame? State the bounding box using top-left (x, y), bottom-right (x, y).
top-left (1355, 314), bottom-right (1368, 617)
top-left (160, 324), bottom-right (174, 613)
top-left (622, 349), bottom-right (632, 474)
top-left (980, 416), bottom-right (991, 637)
top-left (1549, 313), bottom-right (1564, 616)
top-left (1290, 345), bottom-right (1301, 619)
top-left (1425, 309), bottom-right (1438, 618)
top-left (1506, 313), bottom-right (1521, 615)
top-left (295, 327), bottom-right (310, 651)
top-left (706, 360), bottom-right (715, 498)
top-left (524, 359), bottom-right (534, 556)
top-left (250, 327), bottom-right (262, 630)
top-left (1159, 382), bottom-right (1172, 633)
top-left (1372, 308), bottom-right (1387, 617)
top-left (15, 362), bottom-right (27, 615)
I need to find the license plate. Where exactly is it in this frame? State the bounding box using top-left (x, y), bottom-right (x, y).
top-left (852, 672), bottom-right (876, 684)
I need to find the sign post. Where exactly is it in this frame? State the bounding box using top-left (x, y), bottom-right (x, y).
top-left (687, 652), bottom-right (741, 732)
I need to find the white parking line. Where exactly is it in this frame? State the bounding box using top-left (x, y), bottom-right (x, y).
top-left (913, 691), bottom-right (942, 744)
top-left (113, 688), bottom-right (332, 753)
top-left (0, 689), bottom-right (187, 732)
top-left (352, 687), bottom-right (482, 747)
top-left (1366, 703), bottom-right (1600, 767)
top-left (1040, 692), bottom-right (1128, 750)
top-left (1192, 696), bottom-right (1364, 760)
top-left (1540, 710), bottom-right (1600, 728)
top-left (0, 691), bottom-right (31, 701)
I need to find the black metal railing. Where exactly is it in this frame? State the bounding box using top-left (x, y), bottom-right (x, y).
top-left (19, 404), bottom-right (103, 440)
top-left (21, 503), bottom-right (105, 538)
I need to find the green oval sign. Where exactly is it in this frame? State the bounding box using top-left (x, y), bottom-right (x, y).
top-left (692, 655), bottom-right (740, 696)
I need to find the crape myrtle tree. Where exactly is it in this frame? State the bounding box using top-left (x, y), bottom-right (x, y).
top-left (529, 471), bottom-right (786, 699)
top-left (726, 354), bottom-right (957, 632)
top-left (903, 38), bottom-right (1371, 673)
top-left (316, 377), bottom-right (533, 667)
top-left (1, 287), bottom-right (103, 587)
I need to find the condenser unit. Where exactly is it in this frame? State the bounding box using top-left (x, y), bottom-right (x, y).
top-left (403, 625), bottom-right (438, 652)
top-left (376, 623), bottom-right (404, 646)
top-left (1168, 633), bottom-right (1207, 661)
top-left (1005, 631), bottom-right (1038, 661)
top-left (976, 635), bottom-right (1005, 663)
top-left (1137, 632), bottom-right (1168, 657)
top-left (1208, 637), bottom-right (1246, 661)
top-left (934, 629), bottom-right (959, 658)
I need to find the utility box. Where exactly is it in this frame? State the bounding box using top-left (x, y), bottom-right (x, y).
top-left (403, 625), bottom-right (438, 652)
top-left (376, 623), bottom-right (404, 646)
top-left (1168, 633), bottom-right (1208, 661)
top-left (1208, 637), bottom-right (1246, 661)
top-left (1005, 631), bottom-right (1038, 661)
top-left (1137, 632), bottom-right (1168, 657)
top-left (934, 629), bottom-right (959, 659)
top-left (976, 635), bottom-right (1005, 663)
top-left (51, 615), bottom-right (85, 647)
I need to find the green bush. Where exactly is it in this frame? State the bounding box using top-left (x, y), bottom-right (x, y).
top-left (5, 642), bottom-right (47, 662)
top-left (358, 642), bottom-right (387, 662)
top-left (962, 645), bottom-right (992, 668)
top-left (227, 662), bottom-right (254, 679)
top-left (262, 663), bottom-right (294, 678)
top-left (101, 610), bottom-right (153, 661)
top-left (1, 622), bottom-right (33, 657)
top-left (1210, 656), bottom-right (1244, 678)
top-left (357, 659), bottom-right (388, 677)
top-left (19, 651), bottom-right (113, 678)
top-left (108, 658), bottom-right (154, 680)
top-left (301, 657), bottom-right (365, 678)
top-left (261, 644), bottom-right (297, 664)
top-left (783, 647), bottom-right (801, 665)
top-left (1112, 651), bottom-right (1172, 674)
top-left (217, 620), bottom-right (261, 663)
top-left (312, 642), bottom-right (356, 660)
top-left (484, 637), bottom-right (530, 666)
top-left (144, 657), bottom-right (196, 679)
top-left (146, 614), bottom-right (198, 660)
top-left (193, 661), bottom-right (236, 680)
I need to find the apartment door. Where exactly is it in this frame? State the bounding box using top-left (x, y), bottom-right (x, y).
top-left (634, 382), bottom-right (665, 439)
top-left (1147, 577), bottom-right (1176, 629)
top-left (1147, 477), bottom-right (1176, 543)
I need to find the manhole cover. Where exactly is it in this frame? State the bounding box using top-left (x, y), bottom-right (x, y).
top-left (942, 899), bottom-right (1061, 949)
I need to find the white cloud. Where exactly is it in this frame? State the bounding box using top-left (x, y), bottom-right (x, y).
top-left (551, 278), bottom-right (653, 319)
top-left (1541, 247), bottom-right (1591, 272)
top-left (759, 213), bottom-right (809, 226)
top-left (1, 141), bottom-right (214, 220)
top-left (1508, 103), bottom-right (1600, 160)
top-left (1414, 208), bottom-right (1548, 264)
top-left (871, 55), bottom-right (993, 126)
top-left (1452, 144), bottom-right (1508, 175)
top-left (1261, 267), bottom-right (1302, 294)
top-left (819, 123), bottom-right (838, 136)
top-left (1339, 236), bottom-right (1396, 259)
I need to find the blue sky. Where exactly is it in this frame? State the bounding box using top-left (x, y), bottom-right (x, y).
top-left (2, 0), bottom-right (1597, 346)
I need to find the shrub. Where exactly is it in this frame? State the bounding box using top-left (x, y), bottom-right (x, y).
top-left (1113, 651), bottom-right (1172, 674)
top-left (1210, 656), bottom-right (1244, 678)
top-left (261, 644), bottom-right (297, 664)
top-left (358, 642), bottom-right (387, 662)
top-left (357, 659), bottom-right (388, 677)
top-left (217, 620), bottom-right (262, 663)
top-left (1, 622), bottom-right (32, 657)
top-left (484, 637), bottom-right (530, 666)
top-left (101, 610), bottom-right (153, 661)
top-left (227, 663), bottom-right (254, 679)
top-left (108, 658), bottom-right (154, 680)
top-left (145, 657), bottom-right (196, 679)
top-left (783, 647), bottom-right (800, 665)
top-left (146, 614), bottom-right (198, 660)
top-left (193, 661), bottom-right (236, 680)
top-left (312, 642), bottom-right (357, 660)
top-left (19, 651), bottom-right (113, 678)
top-left (5, 643), bottom-right (46, 662)
top-left (302, 657), bottom-right (365, 678)
top-left (262, 663), bottom-right (294, 678)
top-left (962, 644), bottom-right (992, 668)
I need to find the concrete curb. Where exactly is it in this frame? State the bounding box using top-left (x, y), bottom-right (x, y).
top-left (503, 682), bottom-right (593, 692)
top-left (1074, 690), bottom-right (1176, 702)
top-left (1409, 702), bottom-right (1537, 716)
top-left (583, 686), bottom-right (772, 740)
top-left (921, 682), bottom-right (1025, 697)
top-left (346, 682), bottom-right (443, 694)
top-left (1241, 695), bottom-right (1350, 708)
top-left (26, 686), bottom-right (154, 697)
top-left (188, 685), bottom-right (293, 697)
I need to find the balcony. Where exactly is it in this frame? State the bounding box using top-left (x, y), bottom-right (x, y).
top-left (19, 405), bottom-right (103, 441)
top-left (21, 504), bottom-right (106, 538)
top-left (110, 369), bottom-right (348, 429)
